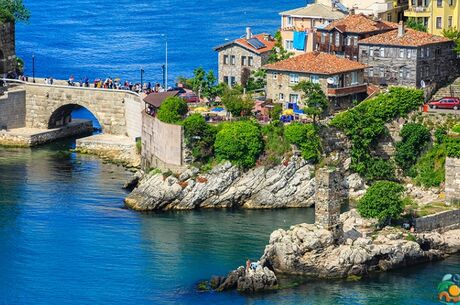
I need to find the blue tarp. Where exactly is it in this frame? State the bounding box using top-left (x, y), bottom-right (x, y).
top-left (293, 31), bottom-right (306, 51)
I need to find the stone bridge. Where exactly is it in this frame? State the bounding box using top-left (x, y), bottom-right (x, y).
top-left (4, 79), bottom-right (143, 139)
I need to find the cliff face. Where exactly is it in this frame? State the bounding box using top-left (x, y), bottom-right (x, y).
top-left (124, 156), bottom-right (318, 211)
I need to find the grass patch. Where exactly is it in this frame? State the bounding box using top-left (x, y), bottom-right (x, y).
top-left (413, 144), bottom-right (446, 188)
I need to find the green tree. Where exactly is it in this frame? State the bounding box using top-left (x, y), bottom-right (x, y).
top-left (442, 27), bottom-right (460, 54)
top-left (183, 114), bottom-right (216, 163)
top-left (246, 69), bottom-right (267, 91)
top-left (292, 81), bottom-right (328, 123)
top-left (357, 181), bottom-right (406, 223)
top-left (156, 97), bottom-right (188, 124)
top-left (269, 103), bottom-right (282, 120)
top-left (406, 17), bottom-right (427, 32)
top-left (188, 67), bottom-right (218, 101)
top-left (364, 158), bottom-right (396, 182)
top-left (0, 0), bottom-right (30, 22)
top-left (395, 123), bottom-right (430, 173)
top-left (214, 121), bottom-right (263, 168)
top-left (221, 89), bottom-right (254, 117)
top-left (267, 30), bottom-right (294, 63)
top-left (284, 122), bottom-right (322, 163)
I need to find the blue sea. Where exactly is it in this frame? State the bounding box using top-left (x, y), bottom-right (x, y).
top-left (3, 1), bottom-right (458, 304)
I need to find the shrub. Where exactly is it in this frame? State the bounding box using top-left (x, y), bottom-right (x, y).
top-left (452, 124), bottom-right (460, 134)
top-left (330, 87), bottom-right (424, 175)
top-left (435, 128), bottom-right (447, 144)
top-left (395, 123), bottom-right (430, 173)
top-left (364, 158), bottom-right (395, 182)
top-left (135, 138), bottom-right (142, 154)
top-left (414, 144), bottom-right (446, 187)
top-left (260, 122), bottom-right (291, 167)
top-left (269, 104), bottom-right (283, 120)
top-left (214, 121), bottom-right (263, 169)
top-left (357, 181), bottom-right (406, 223)
top-left (284, 122), bottom-right (322, 163)
top-left (446, 136), bottom-right (460, 158)
top-left (221, 90), bottom-right (254, 117)
top-left (182, 114), bottom-right (216, 163)
top-left (156, 97), bottom-right (188, 124)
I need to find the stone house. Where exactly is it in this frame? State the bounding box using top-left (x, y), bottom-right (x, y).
top-left (263, 52), bottom-right (368, 109)
top-left (214, 28), bottom-right (276, 87)
top-left (316, 13), bottom-right (398, 60)
top-left (0, 21), bottom-right (16, 77)
top-left (279, 1), bottom-right (346, 54)
top-left (358, 22), bottom-right (459, 88)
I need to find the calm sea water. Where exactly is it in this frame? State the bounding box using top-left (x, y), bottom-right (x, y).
top-left (0, 142), bottom-right (458, 305)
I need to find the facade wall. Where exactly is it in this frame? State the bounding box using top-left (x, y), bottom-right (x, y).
top-left (0, 21), bottom-right (16, 76)
top-left (341, 0), bottom-right (407, 22)
top-left (217, 45), bottom-right (266, 86)
top-left (445, 157), bottom-right (460, 203)
top-left (359, 41), bottom-right (459, 88)
top-left (141, 112), bottom-right (184, 171)
top-left (0, 89), bottom-right (26, 129)
top-left (124, 95), bottom-right (142, 139)
top-left (405, 0), bottom-right (459, 35)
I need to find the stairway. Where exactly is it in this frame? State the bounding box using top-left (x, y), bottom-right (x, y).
top-left (432, 77), bottom-right (460, 100)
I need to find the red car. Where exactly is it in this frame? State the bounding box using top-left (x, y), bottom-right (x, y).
top-left (180, 92), bottom-right (199, 103)
top-left (428, 97), bottom-right (460, 110)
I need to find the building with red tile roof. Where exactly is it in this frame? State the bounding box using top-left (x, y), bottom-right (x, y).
top-left (358, 22), bottom-right (459, 88)
top-left (264, 52), bottom-right (368, 110)
top-left (214, 28), bottom-right (276, 87)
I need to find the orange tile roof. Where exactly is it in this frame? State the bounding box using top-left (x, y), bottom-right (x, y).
top-left (358, 28), bottom-right (452, 47)
top-left (323, 14), bottom-right (398, 34)
top-left (214, 33), bottom-right (276, 54)
top-left (263, 52), bottom-right (367, 75)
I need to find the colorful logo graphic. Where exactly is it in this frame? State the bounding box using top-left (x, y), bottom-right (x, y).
top-left (438, 273), bottom-right (460, 304)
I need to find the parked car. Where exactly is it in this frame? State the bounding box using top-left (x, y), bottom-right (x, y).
top-left (428, 97), bottom-right (460, 110)
top-left (181, 92), bottom-right (199, 103)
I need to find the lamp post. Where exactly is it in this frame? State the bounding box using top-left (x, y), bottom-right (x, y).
top-left (32, 54), bottom-right (35, 83)
top-left (140, 67), bottom-right (145, 91)
top-left (161, 64), bottom-right (166, 89)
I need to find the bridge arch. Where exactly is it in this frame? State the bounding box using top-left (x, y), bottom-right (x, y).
top-left (48, 103), bottom-right (103, 130)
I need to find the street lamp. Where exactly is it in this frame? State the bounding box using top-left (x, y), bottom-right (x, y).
top-left (140, 67), bottom-right (145, 91)
top-left (32, 54), bottom-right (35, 83)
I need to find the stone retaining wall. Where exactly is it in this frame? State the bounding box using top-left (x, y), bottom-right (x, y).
top-left (0, 21), bottom-right (16, 75)
top-left (446, 157), bottom-right (460, 203)
top-left (415, 209), bottom-right (460, 232)
top-left (0, 89), bottom-right (26, 129)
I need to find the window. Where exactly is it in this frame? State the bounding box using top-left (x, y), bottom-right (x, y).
top-left (289, 73), bottom-right (299, 84)
top-left (448, 16), bottom-right (453, 28)
top-left (241, 56), bottom-right (247, 66)
top-left (279, 93), bottom-right (284, 101)
top-left (321, 33), bottom-right (326, 43)
top-left (426, 47), bottom-right (430, 57)
top-left (407, 49), bottom-right (412, 59)
top-left (380, 48), bottom-right (385, 57)
top-left (335, 33), bottom-right (340, 47)
top-left (289, 94), bottom-right (299, 103)
top-left (437, 0), bottom-right (443, 6)
top-left (346, 36), bottom-right (351, 46)
top-left (310, 74), bottom-right (319, 84)
top-left (230, 76), bottom-right (236, 86)
top-left (368, 67), bottom-right (374, 77)
top-left (387, 13), bottom-right (392, 22)
top-left (399, 67), bottom-right (404, 79)
top-left (285, 40), bottom-right (294, 50)
top-left (287, 16), bottom-right (293, 27)
top-left (223, 55), bottom-right (229, 65)
top-left (248, 56), bottom-right (254, 66)
top-left (449, 0), bottom-right (454, 5)
top-left (436, 17), bottom-right (442, 29)
top-left (370, 48), bottom-right (374, 57)
top-left (223, 76), bottom-right (229, 85)
top-left (420, 48), bottom-right (425, 58)
top-left (230, 55), bottom-right (236, 65)
top-left (380, 67), bottom-right (385, 77)
top-left (351, 71), bottom-right (358, 85)
top-left (399, 49), bottom-right (405, 58)
top-left (273, 72), bottom-right (278, 80)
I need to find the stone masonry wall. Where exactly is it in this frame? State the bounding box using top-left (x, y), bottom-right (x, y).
top-left (0, 21), bottom-right (16, 75)
top-left (446, 157), bottom-right (460, 204)
top-left (217, 44), bottom-right (264, 85)
top-left (0, 89), bottom-right (25, 129)
top-left (414, 209), bottom-right (460, 232)
top-left (141, 112), bottom-right (184, 171)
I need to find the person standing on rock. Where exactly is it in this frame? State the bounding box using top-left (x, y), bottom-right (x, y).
top-left (246, 259), bottom-right (251, 274)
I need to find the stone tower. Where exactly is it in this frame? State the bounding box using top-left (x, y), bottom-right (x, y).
top-left (0, 21), bottom-right (16, 76)
top-left (315, 167), bottom-right (343, 238)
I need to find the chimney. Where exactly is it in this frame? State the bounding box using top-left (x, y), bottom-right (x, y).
top-left (349, 8), bottom-right (355, 15)
top-left (398, 21), bottom-right (405, 38)
top-left (246, 27), bottom-right (253, 40)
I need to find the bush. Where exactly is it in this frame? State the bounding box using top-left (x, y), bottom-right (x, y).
top-left (183, 114), bottom-right (216, 163)
top-left (156, 97), bottom-right (188, 124)
top-left (414, 143), bottom-right (446, 187)
top-left (260, 122), bottom-right (290, 167)
top-left (395, 123), bottom-right (430, 173)
top-left (221, 90), bottom-right (254, 117)
top-left (357, 181), bottom-right (406, 223)
top-left (284, 122), bottom-right (321, 163)
top-left (452, 124), bottom-right (460, 134)
top-left (330, 87), bottom-right (424, 175)
top-left (214, 121), bottom-right (263, 169)
top-left (446, 136), bottom-right (460, 158)
top-left (364, 158), bottom-right (395, 182)
top-left (434, 128), bottom-right (447, 144)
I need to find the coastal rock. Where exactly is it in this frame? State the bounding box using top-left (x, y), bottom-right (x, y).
top-left (125, 156), bottom-right (316, 210)
top-left (216, 264), bottom-right (278, 292)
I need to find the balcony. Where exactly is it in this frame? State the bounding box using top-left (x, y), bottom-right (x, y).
top-left (327, 84), bottom-right (368, 97)
top-left (404, 6), bottom-right (431, 17)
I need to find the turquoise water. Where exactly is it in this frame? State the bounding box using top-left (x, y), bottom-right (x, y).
top-left (0, 142), bottom-right (459, 304)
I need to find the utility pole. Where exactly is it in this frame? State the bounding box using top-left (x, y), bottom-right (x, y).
top-left (32, 54), bottom-right (35, 83)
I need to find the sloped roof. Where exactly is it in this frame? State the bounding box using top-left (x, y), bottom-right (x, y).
top-left (321, 14), bottom-right (398, 34)
top-left (144, 91), bottom-right (179, 108)
top-left (214, 33), bottom-right (276, 54)
top-left (279, 3), bottom-right (346, 19)
top-left (359, 28), bottom-right (452, 47)
top-left (263, 52), bottom-right (367, 75)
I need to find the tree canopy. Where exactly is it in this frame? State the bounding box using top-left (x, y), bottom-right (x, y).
top-left (292, 81), bottom-right (328, 123)
top-left (267, 30), bottom-right (293, 63)
top-left (442, 27), bottom-right (460, 54)
top-left (156, 97), bottom-right (188, 124)
top-left (0, 0), bottom-right (30, 23)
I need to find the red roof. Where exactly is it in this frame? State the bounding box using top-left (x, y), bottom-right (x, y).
top-left (215, 33), bottom-right (276, 54)
top-left (263, 52), bottom-right (367, 75)
top-left (323, 14), bottom-right (398, 34)
top-left (359, 28), bottom-right (452, 47)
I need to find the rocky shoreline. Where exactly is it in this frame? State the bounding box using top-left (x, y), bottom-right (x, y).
top-left (211, 209), bottom-right (460, 293)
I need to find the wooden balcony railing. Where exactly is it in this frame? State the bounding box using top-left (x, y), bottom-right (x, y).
top-left (327, 84), bottom-right (368, 97)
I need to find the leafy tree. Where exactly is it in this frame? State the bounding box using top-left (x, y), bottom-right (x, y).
top-left (267, 30), bottom-right (294, 63)
top-left (221, 89), bottom-right (254, 117)
top-left (364, 158), bottom-right (396, 182)
top-left (183, 114), bottom-right (216, 163)
top-left (214, 121), bottom-right (263, 168)
top-left (284, 122), bottom-right (322, 163)
top-left (188, 67), bottom-right (218, 101)
top-left (0, 0), bottom-right (30, 22)
top-left (246, 69), bottom-right (267, 91)
top-left (156, 97), bottom-right (188, 124)
top-left (292, 81), bottom-right (328, 123)
top-left (406, 17), bottom-right (427, 32)
top-left (395, 123), bottom-right (430, 173)
top-left (269, 103), bottom-right (282, 120)
top-left (357, 181), bottom-right (406, 223)
top-left (260, 122), bottom-right (290, 167)
top-left (442, 27), bottom-right (460, 54)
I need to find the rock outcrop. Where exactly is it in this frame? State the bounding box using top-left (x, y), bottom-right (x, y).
top-left (125, 156), bottom-right (318, 210)
top-left (213, 264), bottom-right (278, 293)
